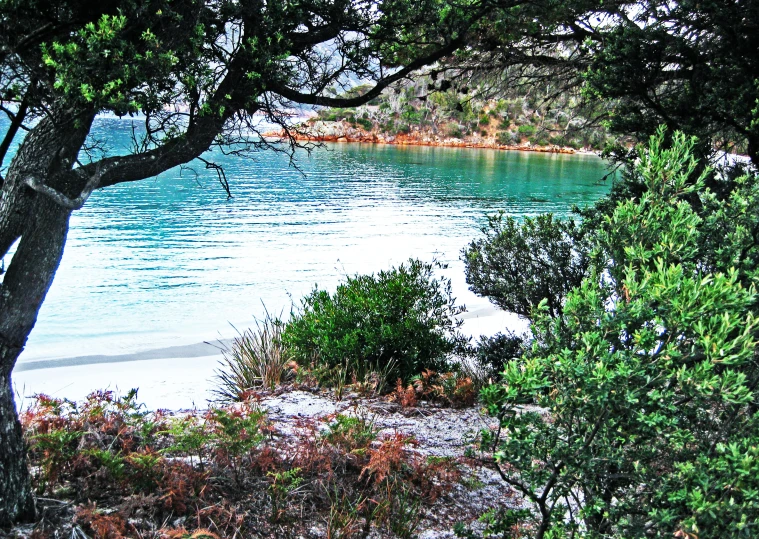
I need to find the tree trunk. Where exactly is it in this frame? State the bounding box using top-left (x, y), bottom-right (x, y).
top-left (0, 343), bottom-right (35, 526)
top-left (0, 107), bottom-right (94, 526)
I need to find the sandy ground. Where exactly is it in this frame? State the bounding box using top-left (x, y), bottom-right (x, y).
top-left (13, 354), bottom-right (221, 411)
top-left (12, 305), bottom-right (523, 411)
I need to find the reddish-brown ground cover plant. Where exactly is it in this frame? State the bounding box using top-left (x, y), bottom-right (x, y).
top-left (18, 390), bottom-right (466, 538)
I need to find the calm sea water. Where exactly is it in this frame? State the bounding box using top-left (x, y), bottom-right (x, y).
top-left (2, 117), bottom-right (611, 362)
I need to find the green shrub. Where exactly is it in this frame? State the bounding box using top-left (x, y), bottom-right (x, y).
top-left (496, 131), bottom-right (517, 145)
top-left (396, 122), bottom-right (411, 134)
top-left (318, 108), bottom-right (347, 122)
top-left (474, 331), bottom-right (523, 380)
top-left (446, 123), bottom-right (463, 138)
top-left (475, 128), bottom-right (759, 538)
top-left (356, 117), bottom-right (373, 130)
top-left (516, 124), bottom-right (535, 137)
top-left (588, 130), bottom-right (606, 149)
top-left (529, 134), bottom-right (549, 146)
top-left (506, 100), bottom-right (523, 118)
top-left (401, 107), bottom-right (421, 124)
top-left (323, 413), bottom-right (377, 453)
top-left (548, 134), bottom-right (567, 146)
top-left (283, 259), bottom-right (467, 386)
top-left (463, 213), bottom-right (589, 319)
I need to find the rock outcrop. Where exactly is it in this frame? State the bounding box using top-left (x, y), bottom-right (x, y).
top-left (265, 120), bottom-right (582, 154)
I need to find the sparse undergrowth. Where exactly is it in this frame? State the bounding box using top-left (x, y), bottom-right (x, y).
top-left (15, 389), bottom-right (483, 539)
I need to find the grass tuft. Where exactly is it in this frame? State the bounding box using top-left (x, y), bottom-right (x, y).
top-left (213, 309), bottom-right (294, 400)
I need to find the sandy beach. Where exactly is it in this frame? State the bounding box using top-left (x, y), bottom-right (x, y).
top-left (12, 304), bottom-right (521, 411)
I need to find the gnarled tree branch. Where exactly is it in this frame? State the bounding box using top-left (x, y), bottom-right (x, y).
top-left (23, 170), bottom-right (101, 211)
top-left (269, 37), bottom-right (465, 108)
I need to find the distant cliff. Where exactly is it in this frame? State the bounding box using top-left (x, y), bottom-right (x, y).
top-left (270, 80), bottom-right (622, 153)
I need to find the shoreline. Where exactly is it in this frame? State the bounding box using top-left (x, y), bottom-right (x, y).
top-left (13, 339), bottom-right (230, 372)
top-left (12, 304), bottom-right (521, 410)
top-left (264, 121), bottom-right (601, 156)
top-left (13, 354), bottom-right (222, 411)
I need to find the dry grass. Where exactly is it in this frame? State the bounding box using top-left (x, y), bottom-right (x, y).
top-left (389, 369), bottom-right (477, 408)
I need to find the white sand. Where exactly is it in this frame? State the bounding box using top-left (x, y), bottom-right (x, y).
top-left (13, 354), bottom-right (222, 411)
top-left (12, 306), bottom-right (526, 411)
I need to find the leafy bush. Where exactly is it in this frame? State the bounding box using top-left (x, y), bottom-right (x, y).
top-left (463, 212), bottom-right (589, 318)
top-left (214, 311), bottom-right (293, 400)
top-left (446, 123), bottom-right (464, 138)
top-left (587, 130), bottom-right (606, 149)
top-left (474, 331), bottom-right (523, 379)
top-left (529, 134), bottom-right (550, 146)
top-left (401, 107), bottom-right (422, 124)
top-left (355, 117), bottom-right (373, 130)
top-left (323, 413), bottom-right (377, 453)
top-left (318, 108), bottom-right (345, 122)
top-left (548, 134), bottom-right (567, 146)
top-left (475, 129), bottom-right (759, 538)
top-left (283, 259), bottom-right (467, 386)
top-left (506, 100), bottom-right (523, 118)
top-left (517, 124), bottom-right (535, 137)
top-left (496, 131), bottom-right (517, 145)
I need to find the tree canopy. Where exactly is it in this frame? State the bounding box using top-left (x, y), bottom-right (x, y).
top-left (584, 0), bottom-right (759, 162)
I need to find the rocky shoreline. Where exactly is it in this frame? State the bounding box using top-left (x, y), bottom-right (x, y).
top-left (266, 120), bottom-right (596, 155)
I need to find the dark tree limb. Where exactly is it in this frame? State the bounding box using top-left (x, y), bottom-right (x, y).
top-left (269, 38), bottom-right (465, 108)
top-left (195, 157), bottom-right (232, 199)
top-left (23, 170), bottom-right (101, 210)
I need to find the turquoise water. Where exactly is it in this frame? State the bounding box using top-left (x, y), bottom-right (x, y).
top-left (2, 117), bottom-right (611, 362)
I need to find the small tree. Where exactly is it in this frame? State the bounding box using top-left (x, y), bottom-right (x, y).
top-left (476, 129), bottom-right (759, 538)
